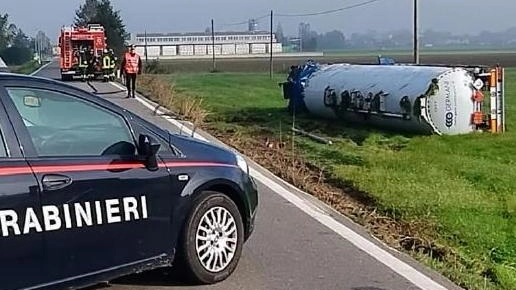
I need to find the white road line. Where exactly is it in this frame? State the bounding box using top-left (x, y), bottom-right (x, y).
top-left (30, 61), bottom-right (53, 76)
top-left (109, 81), bottom-right (449, 290)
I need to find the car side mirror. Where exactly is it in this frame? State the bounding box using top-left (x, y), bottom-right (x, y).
top-left (138, 134), bottom-right (161, 171)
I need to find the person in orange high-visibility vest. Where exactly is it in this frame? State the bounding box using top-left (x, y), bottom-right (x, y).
top-left (121, 45), bottom-right (142, 98)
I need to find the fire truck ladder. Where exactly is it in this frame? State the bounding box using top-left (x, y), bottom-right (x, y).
top-left (63, 30), bottom-right (73, 68)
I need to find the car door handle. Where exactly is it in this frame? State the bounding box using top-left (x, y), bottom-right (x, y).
top-left (42, 174), bottom-right (73, 191)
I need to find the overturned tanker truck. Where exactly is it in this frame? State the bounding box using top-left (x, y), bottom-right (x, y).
top-left (281, 61), bottom-right (505, 135)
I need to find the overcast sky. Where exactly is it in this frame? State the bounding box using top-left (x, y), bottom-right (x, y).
top-left (2, 0), bottom-right (515, 41)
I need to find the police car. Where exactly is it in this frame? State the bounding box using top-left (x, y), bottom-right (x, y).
top-left (0, 73), bottom-right (258, 290)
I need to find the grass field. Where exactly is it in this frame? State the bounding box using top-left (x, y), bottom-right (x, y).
top-left (149, 51), bottom-right (516, 74)
top-left (139, 68), bottom-right (516, 290)
top-left (323, 48), bottom-right (516, 57)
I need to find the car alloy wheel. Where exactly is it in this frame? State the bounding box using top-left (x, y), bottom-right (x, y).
top-left (195, 206), bottom-right (238, 272)
top-left (179, 191), bottom-right (244, 284)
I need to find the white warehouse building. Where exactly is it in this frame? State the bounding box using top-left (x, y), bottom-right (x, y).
top-left (129, 31), bottom-right (283, 58)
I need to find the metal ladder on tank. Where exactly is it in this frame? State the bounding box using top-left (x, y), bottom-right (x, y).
top-left (472, 66), bottom-right (505, 133)
top-left (486, 67), bottom-right (505, 133)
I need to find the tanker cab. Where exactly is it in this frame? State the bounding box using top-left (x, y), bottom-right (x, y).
top-left (471, 66), bottom-right (505, 134)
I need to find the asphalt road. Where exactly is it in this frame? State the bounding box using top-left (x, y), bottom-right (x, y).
top-left (34, 62), bottom-right (460, 290)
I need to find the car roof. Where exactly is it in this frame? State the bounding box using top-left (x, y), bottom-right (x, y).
top-left (0, 72), bottom-right (78, 88)
top-left (0, 72), bottom-right (173, 139)
top-left (0, 72), bottom-right (121, 108)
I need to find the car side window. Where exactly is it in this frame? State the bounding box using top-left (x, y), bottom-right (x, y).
top-left (5, 87), bottom-right (136, 157)
top-left (129, 120), bottom-right (174, 155)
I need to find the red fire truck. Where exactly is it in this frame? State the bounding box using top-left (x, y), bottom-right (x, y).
top-left (58, 24), bottom-right (107, 81)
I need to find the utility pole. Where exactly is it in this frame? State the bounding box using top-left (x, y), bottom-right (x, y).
top-left (144, 30), bottom-right (149, 63)
top-left (35, 32), bottom-right (41, 64)
top-left (270, 10), bottom-right (273, 79)
top-left (298, 24), bottom-right (303, 53)
top-left (413, 0), bottom-right (420, 64)
top-left (211, 19), bottom-right (216, 72)
top-left (34, 34), bottom-right (38, 63)
top-left (38, 35), bottom-right (41, 63)
top-left (39, 33), bottom-right (43, 62)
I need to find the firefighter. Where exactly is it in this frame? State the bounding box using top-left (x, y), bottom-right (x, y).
top-left (109, 49), bottom-right (117, 81)
top-left (78, 48), bottom-right (89, 81)
top-left (86, 48), bottom-right (96, 80)
top-left (102, 49), bottom-right (111, 82)
top-left (73, 49), bottom-right (80, 69)
top-left (121, 44), bottom-right (142, 98)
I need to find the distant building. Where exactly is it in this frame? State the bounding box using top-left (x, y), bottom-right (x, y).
top-left (129, 30), bottom-right (283, 58)
top-left (0, 57), bottom-right (8, 72)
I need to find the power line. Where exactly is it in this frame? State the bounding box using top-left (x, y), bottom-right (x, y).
top-left (214, 0), bottom-right (384, 30)
top-left (218, 14), bottom-right (269, 28)
top-left (276, 0), bottom-right (383, 17)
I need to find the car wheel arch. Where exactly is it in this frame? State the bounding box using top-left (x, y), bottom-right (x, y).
top-left (189, 179), bottom-right (250, 237)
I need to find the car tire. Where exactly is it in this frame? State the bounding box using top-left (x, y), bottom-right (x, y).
top-left (179, 191), bottom-right (244, 284)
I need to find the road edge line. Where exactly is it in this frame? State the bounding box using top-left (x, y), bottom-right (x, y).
top-left (30, 61), bottom-right (53, 76)
top-left (108, 81), bottom-right (450, 290)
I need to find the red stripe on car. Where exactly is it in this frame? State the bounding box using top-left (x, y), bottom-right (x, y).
top-left (0, 161), bottom-right (235, 177)
top-left (162, 162), bottom-right (236, 168)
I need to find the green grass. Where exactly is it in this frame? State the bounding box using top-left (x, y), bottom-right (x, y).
top-left (170, 73), bottom-right (286, 114)
top-left (10, 60), bottom-right (43, 74)
top-left (153, 70), bottom-right (516, 289)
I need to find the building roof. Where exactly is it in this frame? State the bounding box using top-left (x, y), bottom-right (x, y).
top-left (136, 31), bottom-right (271, 38)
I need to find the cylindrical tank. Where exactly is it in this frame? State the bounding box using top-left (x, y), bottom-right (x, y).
top-left (293, 63), bottom-right (478, 135)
